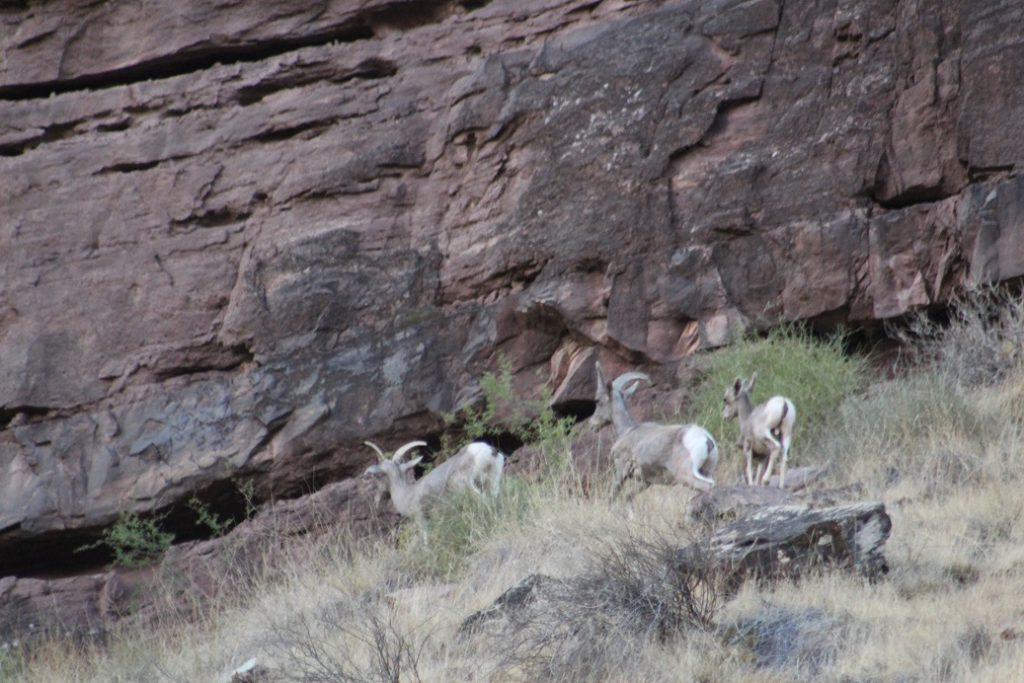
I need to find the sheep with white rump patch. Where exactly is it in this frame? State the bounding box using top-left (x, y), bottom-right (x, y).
top-left (591, 363), bottom-right (719, 513)
top-left (364, 440), bottom-right (505, 539)
top-left (722, 372), bottom-right (796, 487)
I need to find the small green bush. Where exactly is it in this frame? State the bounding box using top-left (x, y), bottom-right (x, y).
top-left (188, 496), bottom-right (232, 537)
top-left (399, 476), bottom-right (536, 579)
top-left (78, 511), bottom-right (174, 569)
top-left (689, 326), bottom-right (868, 461)
top-left (442, 357), bottom-right (575, 476)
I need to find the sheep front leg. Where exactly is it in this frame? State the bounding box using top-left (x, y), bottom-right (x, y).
top-left (414, 513), bottom-right (430, 543)
top-left (490, 458), bottom-right (504, 497)
top-left (744, 442), bottom-right (755, 486)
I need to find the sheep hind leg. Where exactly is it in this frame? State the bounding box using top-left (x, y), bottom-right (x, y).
top-left (624, 481), bottom-right (650, 519)
top-left (744, 446), bottom-right (755, 486)
top-left (760, 449), bottom-right (778, 486)
top-left (760, 434), bottom-right (783, 485)
top-left (754, 460), bottom-right (767, 486)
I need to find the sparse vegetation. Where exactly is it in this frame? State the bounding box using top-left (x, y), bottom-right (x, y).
top-left (398, 476), bottom-right (536, 579)
top-left (889, 284), bottom-right (1024, 387)
top-left (443, 356), bottom-right (575, 476)
top-left (76, 511), bottom-right (175, 569)
top-left (12, 292), bottom-right (1024, 682)
top-left (267, 590), bottom-right (427, 683)
top-left (188, 495), bottom-right (233, 538)
top-left (483, 529), bottom-right (722, 683)
top-left (689, 325), bottom-right (867, 473)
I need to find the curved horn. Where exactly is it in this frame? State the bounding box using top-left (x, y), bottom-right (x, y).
top-left (392, 440), bottom-right (428, 462)
top-left (363, 441), bottom-right (386, 461)
top-left (612, 371), bottom-right (650, 395)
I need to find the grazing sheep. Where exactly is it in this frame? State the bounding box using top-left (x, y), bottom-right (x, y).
top-left (722, 373), bottom-right (796, 487)
top-left (364, 440), bottom-right (505, 538)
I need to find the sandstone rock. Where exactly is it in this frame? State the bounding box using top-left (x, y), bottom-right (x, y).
top-left (0, 572), bottom-right (128, 644)
top-left (462, 502), bottom-right (892, 638)
top-left (0, 475), bottom-right (391, 643)
top-left (0, 0), bottom-right (1020, 575)
top-left (677, 502), bottom-right (893, 590)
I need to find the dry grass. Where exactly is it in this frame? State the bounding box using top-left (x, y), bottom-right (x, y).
top-left (11, 297), bottom-right (1024, 682)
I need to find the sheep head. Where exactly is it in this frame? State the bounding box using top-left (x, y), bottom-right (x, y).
top-left (363, 440), bottom-right (427, 476)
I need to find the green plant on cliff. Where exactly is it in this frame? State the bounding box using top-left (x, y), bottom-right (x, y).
top-left (442, 356), bottom-right (575, 474)
top-left (689, 325), bottom-right (868, 463)
top-left (77, 511), bottom-right (175, 569)
top-left (187, 496), bottom-right (232, 538)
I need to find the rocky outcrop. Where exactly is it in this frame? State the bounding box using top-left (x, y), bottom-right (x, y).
top-left (0, 473), bottom-right (392, 643)
top-left (1, 0), bottom-right (1022, 574)
top-left (460, 501), bottom-right (892, 637)
top-left (679, 501), bottom-right (893, 589)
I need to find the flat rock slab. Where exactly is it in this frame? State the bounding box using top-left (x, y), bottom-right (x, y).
top-left (678, 502), bottom-right (892, 591)
top-left (689, 475), bottom-right (863, 525)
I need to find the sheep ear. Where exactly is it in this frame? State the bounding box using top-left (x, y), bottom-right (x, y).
top-left (732, 377), bottom-right (743, 394)
top-left (594, 361), bottom-right (607, 396)
top-left (364, 463), bottom-right (382, 475)
top-left (400, 456), bottom-right (423, 471)
top-left (747, 372), bottom-right (758, 392)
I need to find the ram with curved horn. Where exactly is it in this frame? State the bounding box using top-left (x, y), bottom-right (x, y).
top-left (590, 362), bottom-right (652, 437)
top-left (591, 362), bottom-right (719, 513)
top-left (364, 440), bottom-right (505, 539)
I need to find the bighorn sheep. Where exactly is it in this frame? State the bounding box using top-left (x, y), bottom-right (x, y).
top-left (589, 362), bottom-right (650, 436)
top-left (363, 440), bottom-right (505, 538)
top-left (592, 363), bottom-right (719, 511)
top-left (722, 373), bottom-right (796, 488)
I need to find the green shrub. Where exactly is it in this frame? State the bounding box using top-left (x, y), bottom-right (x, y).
top-left (188, 496), bottom-right (232, 538)
top-left (689, 326), bottom-right (868, 462)
top-left (443, 357), bottom-right (575, 476)
top-left (78, 511), bottom-right (174, 569)
top-left (399, 476), bottom-right (536, 579)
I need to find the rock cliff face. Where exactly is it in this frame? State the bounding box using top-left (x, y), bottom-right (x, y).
top-left (0, 0), bottom-right (1022, 577)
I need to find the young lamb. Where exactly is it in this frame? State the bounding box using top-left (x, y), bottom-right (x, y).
top-left (722, 373), bottom-right (796, 487)
top-left (592, 363), bottom-right (719, 512)
top-left (364, 440), bottom-right (505, 539)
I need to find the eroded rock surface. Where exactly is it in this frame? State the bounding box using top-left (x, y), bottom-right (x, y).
top-left (0, 474), bottom-right (391, 643)
top-left (1, 0), bottom-right (1021, 575)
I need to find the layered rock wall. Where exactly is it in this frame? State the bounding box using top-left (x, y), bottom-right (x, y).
top-left (1, 0), bottom-right (1022, 575)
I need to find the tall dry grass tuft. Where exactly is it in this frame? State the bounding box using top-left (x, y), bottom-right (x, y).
top-left (888, 285), bottom-right (1024, 387)
top-left (473, 527), bottom-right (722, 683)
